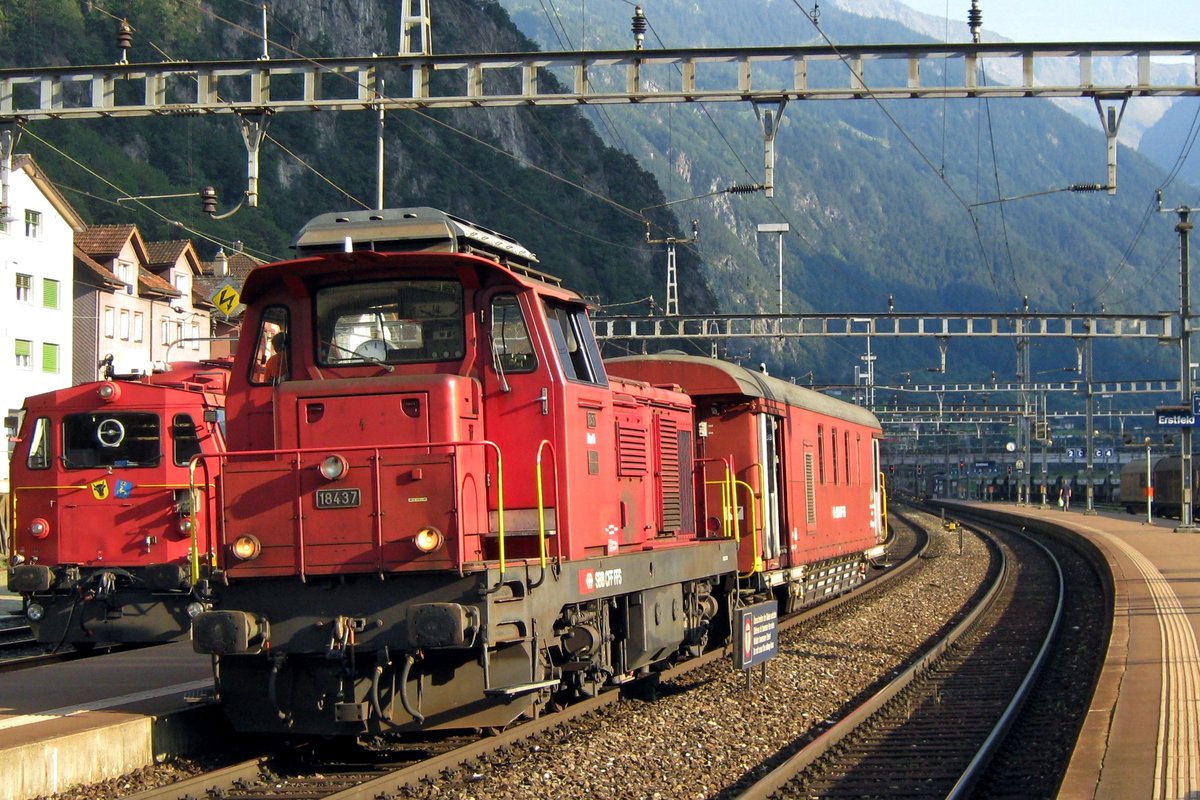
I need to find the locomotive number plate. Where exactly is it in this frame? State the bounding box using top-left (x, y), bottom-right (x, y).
top-left (314, 488), bottom-right (361, 509)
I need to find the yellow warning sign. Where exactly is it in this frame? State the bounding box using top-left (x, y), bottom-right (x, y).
top-left (90, 478), bottom-right (110, 500)
top-left (210, 281), bottom-right (241, 317)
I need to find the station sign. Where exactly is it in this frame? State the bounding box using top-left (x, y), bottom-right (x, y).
top-left (1156, 406), bottom-right (1196, 427)
top-left (733, 601), bottom-right (778, 670)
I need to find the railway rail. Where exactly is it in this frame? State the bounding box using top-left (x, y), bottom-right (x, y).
top-left (734, 508), bottom-right (1105, 799)
top-left (116, 519), bottom-right (930, 800)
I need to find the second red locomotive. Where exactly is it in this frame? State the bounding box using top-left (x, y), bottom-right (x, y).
top-left (7, 361), bottom-right (229, 647)
top-left (190, 208), bottom-right (885, 735)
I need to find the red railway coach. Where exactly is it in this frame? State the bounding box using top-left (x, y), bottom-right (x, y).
top-left (606, 354), bottom-right (886, 612)
top-left (189, 208), bottom-right (885, 737)
top-left (7, 361), bottom-right (229, 647)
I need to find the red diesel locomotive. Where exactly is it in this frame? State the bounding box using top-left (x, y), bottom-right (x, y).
top-left (190, 208), bottom-right (885, 736)
top-left (7, 361), bottom-right (229, 647)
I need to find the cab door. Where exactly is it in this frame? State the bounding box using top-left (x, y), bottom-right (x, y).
top-left (480, 290), bottom-right (558, 540)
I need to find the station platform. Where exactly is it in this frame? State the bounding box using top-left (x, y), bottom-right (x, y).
top-left (940, 500), bottom-right (1200, 799)
top-left (0, 639), bottom-right (220, 800)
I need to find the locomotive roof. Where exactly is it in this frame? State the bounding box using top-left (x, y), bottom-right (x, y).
top-left (290, 207), bottom-right (558, 285)
top-left (607, 353), bottom-right (881, 430)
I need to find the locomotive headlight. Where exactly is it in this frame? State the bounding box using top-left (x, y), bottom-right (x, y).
top-left (414, 526), bottom-right (444, 553)
top-left (29, 518), bottom-right (51, 539)
top-left (319, 454), bottom-right (350, 481)
top-left (26, 603), bottom-right (44, 622)
top-left (231, 534), bottom-right (262, 561)
top-left (177, 517), bottom-right (194, 535)
top-left (96, 382), bottom-right (121, 403)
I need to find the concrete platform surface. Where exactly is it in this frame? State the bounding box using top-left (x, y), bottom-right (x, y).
top-left (944, 500), bottom-right (1200, 799)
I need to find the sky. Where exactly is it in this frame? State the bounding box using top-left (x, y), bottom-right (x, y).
top-left (897, 0), bottom-right (1200, 43)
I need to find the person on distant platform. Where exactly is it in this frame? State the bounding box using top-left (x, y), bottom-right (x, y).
top-left (264, 331), bottom-right (288, 382)
top-left (1059, 482), bottom-right (1072, 511)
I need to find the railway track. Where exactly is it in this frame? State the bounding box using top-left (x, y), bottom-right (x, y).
top-left (733, 510), bottom-right (1104, 799)
top-left (118, 522), bottom-right (931, 800)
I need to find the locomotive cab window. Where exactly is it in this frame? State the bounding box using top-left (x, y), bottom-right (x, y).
top-left (63, 412), bottom-right (161, 468)
top-left (250, 306), bottom-right (290, 385)
top-left (317, 280), bottom-right (464, 366)
top-left (25, 416), bottom-right (51, 470)
top-left (544, 300), bottom-right (606, 386)
top-left (490, 294), bottom-right (537, 374)
top-left (172, 413), bottom-right (202, 466)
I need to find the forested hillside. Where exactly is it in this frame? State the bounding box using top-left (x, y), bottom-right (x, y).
top-left (2, 0), bottom-right (1192, 384)
top-left (502, 0), bottom-right (1195, 382)
top-left (0, 0), bottom-right (716, 318)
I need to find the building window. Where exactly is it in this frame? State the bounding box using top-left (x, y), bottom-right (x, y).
top-left (15, 273), bottom-right (31, 302)
top-left (191, 321), bottom-right (201, 350)
top-left (133, 312), bottom-right (144, 343)
top-left (161, 319), bottom-right (172, 346)
top-left (42, 278), bottom-right (59, 309)
top-left (103, 307), bottom-right (115, 338)
top-left (116, 261), bottom-right (134, 294)
top-left (24, 209), bottom-right (41, 238)
top-left (41, 343), bottom-right (59, 373)
top-left (119, 309), bottom-right (130, 341)
top-left (15, 339), bottom-right (31, 369)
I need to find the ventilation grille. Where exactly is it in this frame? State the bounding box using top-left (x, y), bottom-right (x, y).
top-left (658, 416), bottom-right (682, 532)
top-left (805, 452), bottom-right (817, 525)
top-left (617, 420), bottom-right (649, 477)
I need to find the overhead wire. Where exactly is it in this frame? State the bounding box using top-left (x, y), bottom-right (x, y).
top-left (791, 0), bottom-right (1009, 317)
top-left (19, 126), bottom-right (281, 262)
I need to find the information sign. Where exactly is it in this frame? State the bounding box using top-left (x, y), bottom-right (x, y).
top-left (1156, 406), bottom-right (1196, 427)
top-left (733, 601), bottom-right (778, 670)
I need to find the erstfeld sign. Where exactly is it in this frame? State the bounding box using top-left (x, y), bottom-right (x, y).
top-left (734, 601), bottom-right (778, 670)
top-left (1157, 406), bottom-right (1197, 427)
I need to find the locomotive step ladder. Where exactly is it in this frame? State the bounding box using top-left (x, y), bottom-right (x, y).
top-left (480, 565), bottom-right (559, 698)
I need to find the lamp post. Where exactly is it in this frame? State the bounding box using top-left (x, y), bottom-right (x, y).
top-left (1146, 436), bottom-right (1154, 525)
top-left (757, 223), bottom-right (788, 316)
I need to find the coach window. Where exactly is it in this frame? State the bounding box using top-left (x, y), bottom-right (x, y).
top-left (491, 295), bottom-right (537, 373)
top-left (817, 424), bottom-right (826, 484)
top-left (249, 306), bottom-right (289, 385)
top-left (25, 417), bottom-right (50, 470)
top-left (543, 300), bottom-right (607, 386)
top-left (844, 430), bottom-right (851, 484)
top-left (831, 428), bottom-right (839, 486)
top-left (172, 414), bottom-right (202, 466)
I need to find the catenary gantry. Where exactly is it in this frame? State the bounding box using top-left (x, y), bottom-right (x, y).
top-left (0, 42), bottom-right (1197, 120)
top-left (592, 311), bottom-right (1173, 341)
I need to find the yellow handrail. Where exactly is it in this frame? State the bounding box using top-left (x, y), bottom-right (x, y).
top-left (187, 456), bottom-right (211, 585)
top-left (535, 439), bottom-right (555, 571)
top-left (734, 477), bottom-right (762, 577)
top-left (879, 471), bottom-right (889, 540)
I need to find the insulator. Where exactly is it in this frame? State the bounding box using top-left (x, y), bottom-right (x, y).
top-left (631, 6), bottom-right (647, 50)
top-left (117, 19), bottom-right (133, 51)
top-left (201, 186), bottom-right (218, 215)
top-left (1069, 183), bottom-right (1104, 192)
top-left (725, 183), bottom-right (762, 194)
top-left (967, 1), bottom-right (982, 42)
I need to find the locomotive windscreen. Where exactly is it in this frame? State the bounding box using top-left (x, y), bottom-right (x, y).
top-left (316, 280), bottom-right (464, 365)
top-left (63, 412), bottom-right (162, 468)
